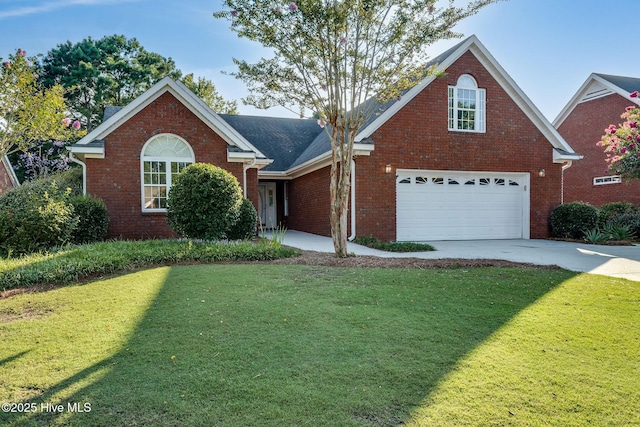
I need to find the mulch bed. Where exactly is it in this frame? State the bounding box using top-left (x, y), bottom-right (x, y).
top-left (269, 249), bottom-right (560, 270)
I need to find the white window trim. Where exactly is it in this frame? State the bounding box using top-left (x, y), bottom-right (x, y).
top-left (140, 134), bottom-right (195, 212)
top-left (448, 74), bottom-right (486, 133)
top-left (593, 175), bottom-right (622, 186)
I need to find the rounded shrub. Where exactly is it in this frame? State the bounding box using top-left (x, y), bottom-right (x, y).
top-left (598, 201), bottom-right (636, 227)
top-left (226, 198), bottom-right (258, 240)
top-left (70, 195), bottom-right (109, 244)
top-left (0, 181), bottom-right (78, 255)
top-left (167, 163), bottom-right (243, 240)
top-left (550, 202), bottom-right (599, 239)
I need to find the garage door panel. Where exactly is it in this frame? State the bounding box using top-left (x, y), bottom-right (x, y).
top-left (396, 170), bottom-right (528, 241)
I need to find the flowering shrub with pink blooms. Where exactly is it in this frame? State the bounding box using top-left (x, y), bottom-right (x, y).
top-left (599, 99), bottom-right (640, 180)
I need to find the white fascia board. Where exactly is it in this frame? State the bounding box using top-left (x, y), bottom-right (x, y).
top-left (287, 152), bottom-right (333, 179)
top-left (552, 73), bottom-right (599, 128)
top-left (553, 73), bottom-right (640, 127)
top-left (283, 144), bottom-right (373, 179)
top-left (267, 143), bottom-right (372, 179)
top-left (171, 79), bottom-right (268, 158)
top-left (2, 155), bottom-right (19, 187)
top-left (354, 37), bottom-right (478, 142)
top-left (467, 40), bottom-right (579, 157)
top-left (553, 149), bottom-right (583, 163)
top-left (258, 170), bottom-right (291, 180)
top-left (68, 145), bottom-right (105, 159)
top-left (227, 151), bottom-right (256, 162)
top-left (353, 143), bottom-right (374, 156)
top-left (75, 77), bottom-right (267, 159)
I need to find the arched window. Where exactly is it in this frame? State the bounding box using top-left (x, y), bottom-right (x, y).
top-left (141, 134), bottom-right (194, 211)
top-left (448, 74), bottom-right (486, 132)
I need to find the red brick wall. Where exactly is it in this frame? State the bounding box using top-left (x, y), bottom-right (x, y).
top-left (289, 51), bottom-right (563, 241)
top-left (86, 92), bottom-right (254, 239)
top-left (0, 160), bottom-right (16, 196)
top-left (557, 93), bottom-right (640, 206)
top-left (287, 166), bottom-right (333, 236)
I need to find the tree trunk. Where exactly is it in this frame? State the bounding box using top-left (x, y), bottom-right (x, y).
top-left (329, 126), bottom-right (354, 258)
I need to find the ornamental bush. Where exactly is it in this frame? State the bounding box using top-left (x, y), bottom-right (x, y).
top-left (167, 163), bottom-right (243, 240)
top-left (0, 181), bottom-right (78, 256)
top-left (597, 201), bottom-right (636, 228)
top-left (70, 195), bottom-right (109, 244)
top-left (226, 198), bottom-right (258, 240)
top-left (550, 202), bottom-right (599, 239)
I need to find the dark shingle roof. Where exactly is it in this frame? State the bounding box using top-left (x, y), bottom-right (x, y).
top-left (595, 74), bottom-right (640, 94)
top-left (289, 38), bottom-right (469, 169)
top-left (103, 106), bottom-right (123, 122)
top-left (219, 114), bottom-right (323, 171)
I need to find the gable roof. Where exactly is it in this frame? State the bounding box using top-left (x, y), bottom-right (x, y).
top-left (553, 73), bottom-right (640, 127)
top-left (71, 77), bottom-right (270, 164)
top-left (287, 35), bottom-right (580, 170)
top-left (287, 39), bottom-right (470, 171)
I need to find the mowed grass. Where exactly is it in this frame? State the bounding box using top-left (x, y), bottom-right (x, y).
top-left (0, 265), bottom-right (638, 426)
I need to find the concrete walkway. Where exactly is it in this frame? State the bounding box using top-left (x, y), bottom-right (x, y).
top-left (273, 230), bottom-right (640, 282)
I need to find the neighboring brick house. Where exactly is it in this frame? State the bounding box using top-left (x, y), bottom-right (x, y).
top-left (554, 73), bottom-right (640, 206)
top-left (71, 36), bottom-right (580, 241)
top-left (0, 156), bottom-right (19, 196)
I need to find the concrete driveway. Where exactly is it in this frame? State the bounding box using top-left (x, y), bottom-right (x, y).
top-left (276, 230), bottom-right (640, 282)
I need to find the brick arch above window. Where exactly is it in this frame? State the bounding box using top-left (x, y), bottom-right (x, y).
top-left (141, 134), bottom-right (195, 212)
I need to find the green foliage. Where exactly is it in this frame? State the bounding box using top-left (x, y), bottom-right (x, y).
top-left (0, 181), bottom-right (78, 256)
top-left (354, 235), bottom-right (435, 252)
top-left (598, 201), bottom-right (636, 227)
top-left (181, 73), bottom-right (238, 114)
top-left (550, 202), bottom-right (599, 239)
top-left (226, 198), bottom-right (258, 240)
top-left (3, 267), bottom-right (637, 426)
top-left (38, 35), bottom-right (182, 130)
top-left (0, 49), bottom-right (80, 158)
top-left (616, 212), bottom-right (640, 238)
top-left (215, 0), bottom-right (500, 257)
top-left (38, 35), bottom-right (236, 130)
top-left (167, 163), bottom-right (243, 240)
top-left (603, 223), bottom-right (636, 241)
top-left (70, 195), bottom-right (109, 244)
top-left (599, 105), bottom-right (640, 180)
top-left (0, 240), bottom-right (298, 289)
top-left (36, 167), bottom-right (84, 196)
top-left (583, 228), bottom-right (610, 244)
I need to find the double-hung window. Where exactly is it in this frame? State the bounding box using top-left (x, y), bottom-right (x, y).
top-left (448, 74), bottom-right (486, 132)
top-left (141, 134), bottom-right (194, 211)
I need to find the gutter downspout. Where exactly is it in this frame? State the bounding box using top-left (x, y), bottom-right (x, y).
top-left (560, 161), bottom-right (572, 205)
top-left (348, 159), bottom-right (356, 241)
top-left (243, 158), bottom-right (257, 198)
top-left (69, 152), bottom-right (87, 195)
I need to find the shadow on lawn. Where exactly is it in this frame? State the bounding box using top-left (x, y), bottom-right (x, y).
top-left (3, 265), bottom-right (578, 426)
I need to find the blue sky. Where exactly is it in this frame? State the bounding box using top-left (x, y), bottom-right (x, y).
top-left (1, 0), bottom-right (639, 121)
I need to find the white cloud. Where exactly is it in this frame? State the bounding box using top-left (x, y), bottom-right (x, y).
top-left (0, 0), bottom-right (141, 19)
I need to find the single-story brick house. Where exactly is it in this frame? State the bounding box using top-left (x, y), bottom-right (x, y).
top-left (0, 156), bottom-right (19, 196)
top-left (70, 35), bottom-right (580, 241)
top-left (553, 73), bottom-right (640, 206)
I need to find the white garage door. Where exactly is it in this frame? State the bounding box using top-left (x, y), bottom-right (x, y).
top-left (396, 170), bottom-right (530, 241)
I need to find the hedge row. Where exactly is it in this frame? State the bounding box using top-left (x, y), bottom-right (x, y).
top-left (551, 201), bottom-right (640, 240)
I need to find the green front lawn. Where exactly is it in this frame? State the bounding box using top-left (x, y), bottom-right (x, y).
top-left (1, 265), bottom-right (638, 426)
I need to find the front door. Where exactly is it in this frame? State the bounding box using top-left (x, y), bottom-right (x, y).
top-left (258, 183), bottom-right (277, 228)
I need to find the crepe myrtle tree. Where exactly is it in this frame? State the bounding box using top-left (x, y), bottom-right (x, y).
top-left (215, 0), bottom-right (501, 257)
top-left (0, 49), bottom-right (80, 160)
top-left (598, 91), bottom-right (640, 180)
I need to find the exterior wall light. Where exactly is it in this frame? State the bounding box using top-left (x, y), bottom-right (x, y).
top-left (538, 168), bottom-right (546, 178)
top-left (385, 164), bottom-right (392, 174)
